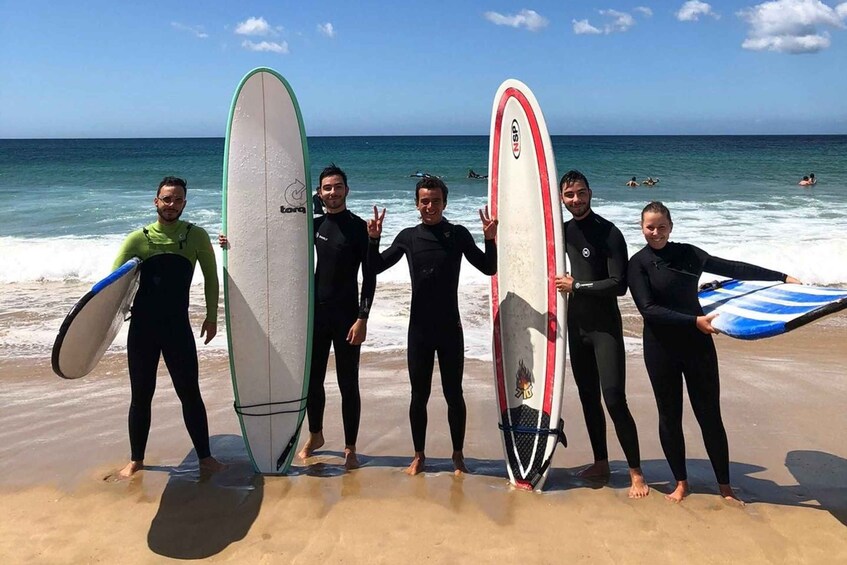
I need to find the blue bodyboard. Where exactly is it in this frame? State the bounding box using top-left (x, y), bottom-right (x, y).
top-left (698, 279), bottom-right (847, 340)
top-left (52, 257), bottom-right (142, 378)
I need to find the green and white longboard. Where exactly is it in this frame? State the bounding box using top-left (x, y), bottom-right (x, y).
top-left (222, 68), bottom-right (314, 474)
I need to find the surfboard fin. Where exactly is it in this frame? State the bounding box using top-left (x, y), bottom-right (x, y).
top-left (275, 419), bottom-right (304, 472)
top-left (557, 418), bottom-right (567, 448)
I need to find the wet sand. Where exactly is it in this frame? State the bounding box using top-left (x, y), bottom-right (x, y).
top-left (1, 314), bottom-right (846, 563)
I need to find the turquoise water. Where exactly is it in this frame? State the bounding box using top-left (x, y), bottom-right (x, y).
top-left (1, 135), bottom-right (846, 359)
top-left (1, 135), bottom-right (845, 282)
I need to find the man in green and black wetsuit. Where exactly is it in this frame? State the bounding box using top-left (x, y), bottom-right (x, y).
top-left (113, 176), bottom-right (222, 478)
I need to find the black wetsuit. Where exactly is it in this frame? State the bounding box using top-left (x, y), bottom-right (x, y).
top-left (113, 220), bottom-right (219, 462)
top-left (368, 220), bottom-right (496, 452)
top-left (628, 242), bottom-right (786, 484)
top-left (308, 210), bottom-right (376, 447)
top-left (565, 212), bottom-right (640, 468)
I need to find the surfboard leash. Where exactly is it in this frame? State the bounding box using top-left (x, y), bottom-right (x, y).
top-left (498, 418), bottom-right (567, 446)
top-left (230, 398), bottom-right (307, 472)
top-left (233, 396), bottom-right (307, 417)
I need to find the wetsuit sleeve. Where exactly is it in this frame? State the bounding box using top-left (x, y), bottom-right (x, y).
top-left (358, 224), bottom-right (377, 319)
top-left (367, 231), bottom-right (407, 275)
top-left (627, 253), bottom-right (697, 326)
top-left (459, 227), bottom-right (497, 275)
top-left (194, 229), bottom-right (220, 322)
top-left (112, 231), bottom-right (144, 270)
top-left (698, 248), bottom-right (787, 282)
top-left (574, 226), bottom-right (628, 297)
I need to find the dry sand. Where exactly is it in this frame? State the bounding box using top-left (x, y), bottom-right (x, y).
top-left (1, 314), bottom-right (846, 563)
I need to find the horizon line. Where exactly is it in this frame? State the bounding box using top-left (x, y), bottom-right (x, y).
top-left (3, 133), bottom-right (847, 141)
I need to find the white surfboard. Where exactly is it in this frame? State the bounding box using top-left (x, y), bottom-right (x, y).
top-left (223, 68), bottom-right (314, 474)
top-left (489, 79), bottom-right (567, 490)
top-left (52, 258), bottom-right (141, 379)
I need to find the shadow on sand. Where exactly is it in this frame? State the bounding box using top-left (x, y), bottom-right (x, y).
top-left (629, 452), bottom-right (846, 523)
top-left (147, 437), bottom-right (845, 559)
top-left (785, 450), bottom-right (847, 526)
top-left (147, 434), bottom-right (262, 560)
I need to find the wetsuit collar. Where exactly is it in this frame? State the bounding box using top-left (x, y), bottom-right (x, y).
top-left (324, 209), bottom-right (350, 222)
top-left (420, 218), bottom-right (448, 229)
top-left (153, 219), bottom-right (186, 234)
top-left (572, 209), bottom-right (595, 223)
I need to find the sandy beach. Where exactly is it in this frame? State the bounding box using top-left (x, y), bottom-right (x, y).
top-left (1, 306), bottom-right (846, 563)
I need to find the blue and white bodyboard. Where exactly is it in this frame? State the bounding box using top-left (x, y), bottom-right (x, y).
top-left (52, 257), bottom-right (142, 379)
top-left (698, 279), bottom-right (847, 340)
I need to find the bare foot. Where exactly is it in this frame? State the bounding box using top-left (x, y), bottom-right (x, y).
top-left (118, 460), bottom-right (143, 479)
top-left (628, 467), bottom-right (650, 499)
top-left (719, 483), bottom-right (745, 506)
top-left (665, 480), bottom-right (689, 503)
top-left (297, 431), bottom-right (325, 460)
top-left (344, 446), bottom-right (360, 470)
top-left (452, 451), bottom-right (469, 476)
top-left (405, 452), bottom-right (425, 476)
top-left (577, 459), bottom-right (611, 479)
top-left (199, 456), bottom-right (226, 473)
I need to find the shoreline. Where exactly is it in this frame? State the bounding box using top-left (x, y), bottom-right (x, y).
top-left (2, 315), bottom-right (846, 561)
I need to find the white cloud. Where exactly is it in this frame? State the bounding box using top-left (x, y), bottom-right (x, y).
top-left (573, 19), bottom-right (603, 34)
top-left (317, 22), bottom-right (335, 38)
top-left (241, 40), bottom-right (289, 54)
top-left (635, 6), bottom-right (654, 17)
top-left (738, 0), bottom-right (847, 54)
top-left (677, 1), bottom-right (720, 21)
top-left (235, 16), bottom-right (273, 36)
top-left (170, 22), bottom-right (208, 38)
top-left (484, 9), bottom-right (549, 32)
top-left (600, 9), bottom-right (636, 32)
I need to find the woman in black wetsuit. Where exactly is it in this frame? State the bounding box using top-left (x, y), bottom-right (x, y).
top-left (628, 201), bottom-right (800, 503)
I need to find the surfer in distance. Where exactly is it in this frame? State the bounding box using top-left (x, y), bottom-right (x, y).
top-left (799, 173), bottom-right (816, 187)
top-left (313, 186), bottom-right (325, 215)
top-left (626, 176), bottom-right (639, 187)
top-left (112, 176), bottom-right (223, 479)
top-left (366, 176), bottom-right (498, 477)
top-left (554, 170), bottom-right (649, 499)
top-left (219, 164), bottom-right (376, 471)
top-left (628, 201), bottom-right (801, 504)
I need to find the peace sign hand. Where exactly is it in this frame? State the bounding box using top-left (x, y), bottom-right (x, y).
top-left (479, 205), bottom-right (498, 240)
top-left (367, 206), bottom-right (386, 239)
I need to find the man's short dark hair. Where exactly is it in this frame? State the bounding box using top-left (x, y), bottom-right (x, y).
top-left (415, 177), bottom-right (448, 203)
top-left (318, 163), bottom-right (347, 188)
top-left (559, 170), bottom-right (590, 193)
top-left (157, 176), bottom-right (187, 196)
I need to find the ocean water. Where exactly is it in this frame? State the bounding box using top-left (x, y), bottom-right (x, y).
top-left (2, 136), bottom-right (846, 361)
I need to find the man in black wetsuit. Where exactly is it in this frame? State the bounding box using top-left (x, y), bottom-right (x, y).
top-left (220, 164), bottom-right (375, 470)
top-left (299, 164), bottom-right (375, 469)
top-left (366, 177), bottom-right (497, 476)
top-left (554, 170), bottom-right (649, 498)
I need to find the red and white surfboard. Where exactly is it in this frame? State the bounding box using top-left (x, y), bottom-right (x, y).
top-left (488, 79), bottom-right (566, 491)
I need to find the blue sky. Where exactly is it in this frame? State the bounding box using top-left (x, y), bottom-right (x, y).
top-left (2, 0), bottom-right (846, 137)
